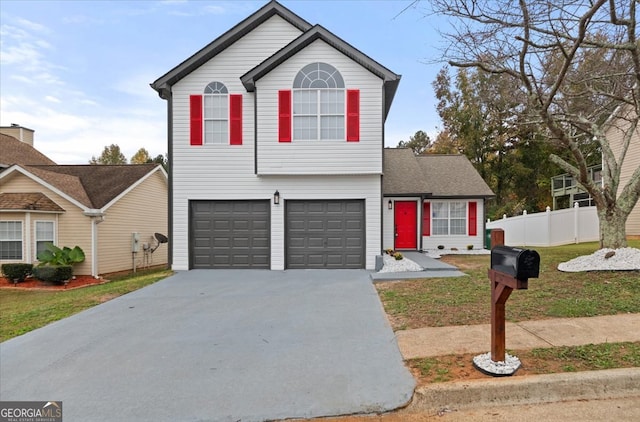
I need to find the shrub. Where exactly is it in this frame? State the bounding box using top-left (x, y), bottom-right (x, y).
top-left (37, 244), bottom-right (85, 266)
top-left (1, 263), bottom-right (33, 283)
top-left (33, 265), bottom-right (73, 284)
top-left (437, 245), bottom-right (445, 250)
top-left (393, 252), bottom-right (404, 261)
top-left (467, 244), bottom-right (474, 250)
top-left (385, 248), bottom-right (395, 255)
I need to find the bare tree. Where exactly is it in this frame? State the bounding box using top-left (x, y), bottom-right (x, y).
top-left (428, 0), bottom-right (640, 248)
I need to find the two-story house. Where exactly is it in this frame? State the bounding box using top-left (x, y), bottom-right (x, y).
top-left (151, 0), bottom-right (492, 271)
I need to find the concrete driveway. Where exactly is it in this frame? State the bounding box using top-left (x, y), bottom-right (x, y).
top-left (0, 270), bottom-right (415, 422)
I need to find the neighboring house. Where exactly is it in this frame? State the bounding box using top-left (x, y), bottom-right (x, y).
top-left (604, 104), bottom-right (640, 236)
top-left (0, 128), bottom-right (168, 276)
top-left (383, 149), bottom-right (495, 251)
top-left (150, 0), bottom-right (491, 270)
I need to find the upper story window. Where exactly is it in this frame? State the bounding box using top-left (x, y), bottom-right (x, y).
top-left (293, 62), bottom-right (345, 140)
top-left (204, 81), bottom-right (229, 144)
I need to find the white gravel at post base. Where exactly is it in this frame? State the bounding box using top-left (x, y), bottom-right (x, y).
top-left (558, 247), bottom-right (640, 272)
top-left (473, 352), bottom-right (522, 375)
top-left (378, 254), bottom-right (423, 273)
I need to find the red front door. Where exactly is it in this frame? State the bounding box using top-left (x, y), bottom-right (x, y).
top-left (394, 201), bottom-right (417, 249)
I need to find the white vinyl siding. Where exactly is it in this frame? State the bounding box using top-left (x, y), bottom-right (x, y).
top-left (0, 221), bottom-right (22, 260)
top-left (169, 16), bottom-right (386, 270)
top-left (383, 198), bottom-right (487, 251)
top-left (35, 221), bottom-right (55, 260)
top-left (255, 40), bottom-right (384, 175)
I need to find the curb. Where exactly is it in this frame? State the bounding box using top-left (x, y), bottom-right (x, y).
top-left (406, 367), bottom-right (640, 413)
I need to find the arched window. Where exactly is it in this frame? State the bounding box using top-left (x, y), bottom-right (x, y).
top-left (204, 81), bottom-right (228, 144)
top-left (293, 63), bottom-right (345, 140)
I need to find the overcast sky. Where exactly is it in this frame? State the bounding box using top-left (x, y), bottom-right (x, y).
top-left (1, 0), bottom-right (447, 164)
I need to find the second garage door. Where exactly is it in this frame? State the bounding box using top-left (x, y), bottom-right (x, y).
top-left (190, 200), bottom-right (270, 269)
top-left (286, 200), bottom-right (365, 269)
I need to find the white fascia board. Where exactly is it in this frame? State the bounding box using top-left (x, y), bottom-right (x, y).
top-left (100, 165), bottom-right (167, 212)
top-left (0, 165), bottom-right (91, 212)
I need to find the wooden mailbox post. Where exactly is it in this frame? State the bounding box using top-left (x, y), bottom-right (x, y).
top-left (477, 246), bottom-right (540, 375)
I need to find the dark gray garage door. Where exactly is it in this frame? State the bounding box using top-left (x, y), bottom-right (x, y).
top-left (190, 200), bottom-right (270, 269)
top-left (286, 200), bottom-right (365, 269)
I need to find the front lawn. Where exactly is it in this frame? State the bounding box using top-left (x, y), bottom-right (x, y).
top-left (377, 241), bottom-right (640, 330)
top-left (0, 270), bottom-right (172, 342)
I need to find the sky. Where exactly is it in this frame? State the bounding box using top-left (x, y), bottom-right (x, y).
top-left (0, 0), bottom-right (448, 164)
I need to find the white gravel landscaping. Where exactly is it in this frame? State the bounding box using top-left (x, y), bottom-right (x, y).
top-left (558, 247), bottom-right (640, 272)
top-left (377, 254), bottom-right (423, 273)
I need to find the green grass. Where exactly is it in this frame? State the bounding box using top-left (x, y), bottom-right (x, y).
top-left (377, 240), bottom-right (640, 329)
top-left (407, 341), bottom-right (640, 383)
top-left (0, 270), bottom-right (172, 342)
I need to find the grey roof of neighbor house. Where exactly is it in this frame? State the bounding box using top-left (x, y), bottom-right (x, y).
top-left (0, 192), bottom-right (65, 212)
top-left (383, 148), bottom-right (495, 198)
top-left (0, 133), bottom-right (56, 168)
top-left (20, 164), bottom-right (162, 209)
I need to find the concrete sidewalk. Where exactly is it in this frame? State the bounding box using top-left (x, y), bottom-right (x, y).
top-left (395, 313), bottom-right (640, 415)
top-left (397, 313), bottom-right (640, 359)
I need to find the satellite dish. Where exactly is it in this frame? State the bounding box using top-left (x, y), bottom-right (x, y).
top-left (154, 233), bottom-right (168, 244)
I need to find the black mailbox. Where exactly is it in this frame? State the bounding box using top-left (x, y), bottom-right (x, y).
top-left (491, 246), bottom-right (540, 281)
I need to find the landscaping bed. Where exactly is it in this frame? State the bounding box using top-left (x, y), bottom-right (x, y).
top-left (0, 275), bottom-right (108, 290)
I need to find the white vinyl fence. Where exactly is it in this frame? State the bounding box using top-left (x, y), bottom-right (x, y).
top-left (487, 204), bottom-right (599, 247)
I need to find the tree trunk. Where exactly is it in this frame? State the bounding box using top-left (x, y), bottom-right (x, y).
top-left (598, 205), bottom-right (629, 249)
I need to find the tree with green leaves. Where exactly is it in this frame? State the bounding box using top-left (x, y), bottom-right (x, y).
top-left (147, 154), bottom-right (168, 172)
top-left (397, 130), bottom-right (431, 155)
top-left (89, 144), bottom-right (127, 165)
top-left (428, 0), bottom-right (640, 249)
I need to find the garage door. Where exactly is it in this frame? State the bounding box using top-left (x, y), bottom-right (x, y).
top-left (286, 200), bottom-right (365, 269)
top-left (190, 200), bottom-right (270, 269)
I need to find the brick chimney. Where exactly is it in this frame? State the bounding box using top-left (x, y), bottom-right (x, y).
top-left (0, 124), bottom-right (35, 146)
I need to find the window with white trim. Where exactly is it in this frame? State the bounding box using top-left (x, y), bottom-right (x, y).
top-left (432, 202), bottom-right (467, 235)
top-left (35, 221), bottom-right (55, 260)
top-left (293, 62), bottom-right (345, 140)
top-left (204, 81), bottom-right (228, 144)
top-left (0, 221), bottom-right (23, 260)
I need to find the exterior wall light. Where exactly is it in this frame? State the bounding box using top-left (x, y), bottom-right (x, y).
top-left (388, 199), bottom-right (393, 210)
top-left (274, 190), bottom-right (280, 205)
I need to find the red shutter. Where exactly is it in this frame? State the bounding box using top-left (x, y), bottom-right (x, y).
top-left (229, 94), bottom-right (242, 145)
top-left (346, 89), bottom-right (360, 142)
top-left (422, 202), bottom-right (431, 236)
top-left (278, 90), bottom-right (291, 142)
top-left (190, 95), bottom-right (203, 146)
top-left (468, 201), bottom-right (477, 236)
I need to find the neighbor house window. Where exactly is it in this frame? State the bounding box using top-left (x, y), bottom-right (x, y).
top-left (0, 221), bottom-right (23, 260)
top-left (432, 202), bottom-right (467, 235)
top-left (35, 221), bottom-right (55, 259)
top-left (293, 62), bottom-right (345, 140)
top-left (204, 81), bottom-right (229, 144)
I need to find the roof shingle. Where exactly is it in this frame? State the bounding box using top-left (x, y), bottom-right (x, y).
top-left (0, 192), bottom-right (65, 212)
top-left (383, 148), bottom-right (494, 198)
top-left (0, 133), bottom-right (56, 168)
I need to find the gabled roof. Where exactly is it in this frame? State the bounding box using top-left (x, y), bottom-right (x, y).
top-left (241, 24), bottom-right (401, 120)
top-left (383, 148), bottom-right (431, 195)
top-left (0, 133), bottom-right (56, 168)
top-left (2, 164), bottom-right (164, 210)
top-left (383, 148), bottom-right (495, 198)
top-left (150, 0), bottom-right (311, 98)
top-left (0, 192), bottom-right (65, 213)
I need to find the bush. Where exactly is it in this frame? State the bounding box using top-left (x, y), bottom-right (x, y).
top-left (33, 265), bottom-right (73, 284)
top-left (385, 248), bottom-right (395, 255)
top-left (393, 252), bottom-right (404, 261)
top-left (37, 244), bottom-right (85, 266)
top-left (467, 244), bottom-right (474, 250)
top-left (1, 263), bottom-right (33, 283)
